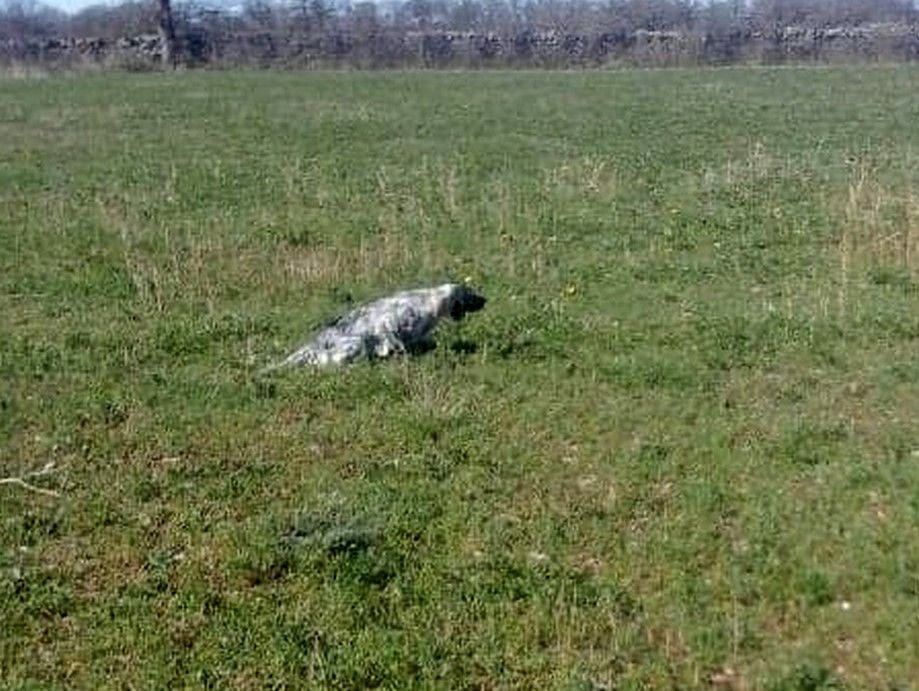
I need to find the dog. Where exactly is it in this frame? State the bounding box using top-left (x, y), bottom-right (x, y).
top-left (265, 283), bottom-right (486, 370)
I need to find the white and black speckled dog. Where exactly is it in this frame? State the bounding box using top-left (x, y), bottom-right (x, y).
top-left (265, 283), bottom-right (486, 370)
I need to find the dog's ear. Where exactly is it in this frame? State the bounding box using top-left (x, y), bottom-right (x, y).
top-left (449, 296), bottom-right (467, 320)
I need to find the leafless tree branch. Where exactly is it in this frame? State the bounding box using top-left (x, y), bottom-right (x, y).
top-left (0, 461), bottom-right (60, 497)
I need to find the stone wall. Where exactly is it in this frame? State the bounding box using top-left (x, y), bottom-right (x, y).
top-left (3, 23), bottom-right (919, 69)
top-left (1, 34), bottom-right (163, 66)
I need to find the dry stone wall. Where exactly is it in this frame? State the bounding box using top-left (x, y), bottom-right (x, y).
top-left (3, 23), bottom-right (919, 69)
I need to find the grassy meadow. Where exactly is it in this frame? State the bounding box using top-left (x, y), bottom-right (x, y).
top-left (1, 67), bottom-right (918, 689)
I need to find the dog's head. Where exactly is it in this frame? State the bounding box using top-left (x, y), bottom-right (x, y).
top-left (447, 284), bottom-right (487, 321)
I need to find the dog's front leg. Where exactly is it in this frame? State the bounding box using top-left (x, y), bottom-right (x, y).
top-left (373, 331), bottom-right (407, 359)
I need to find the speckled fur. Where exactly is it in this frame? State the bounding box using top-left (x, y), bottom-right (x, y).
top-left (267, 283), bottom-right (486, 370)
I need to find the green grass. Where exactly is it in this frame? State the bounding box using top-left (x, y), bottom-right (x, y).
top-left (1, 67), bottom-right (918, 689)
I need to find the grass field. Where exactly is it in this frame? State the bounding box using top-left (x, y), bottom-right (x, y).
top-left (1, 67), bottom-right (918, 689)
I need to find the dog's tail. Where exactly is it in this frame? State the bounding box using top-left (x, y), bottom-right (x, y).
top-left (257, 360), bottom-right (285, 376)
top-left (257, 344), bottom-right (322, 376)
top-left (257, 359), bottom-right (287, 377)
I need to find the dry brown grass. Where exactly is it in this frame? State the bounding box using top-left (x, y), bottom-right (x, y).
top-left (836, 160), bottom-right (918, 317)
